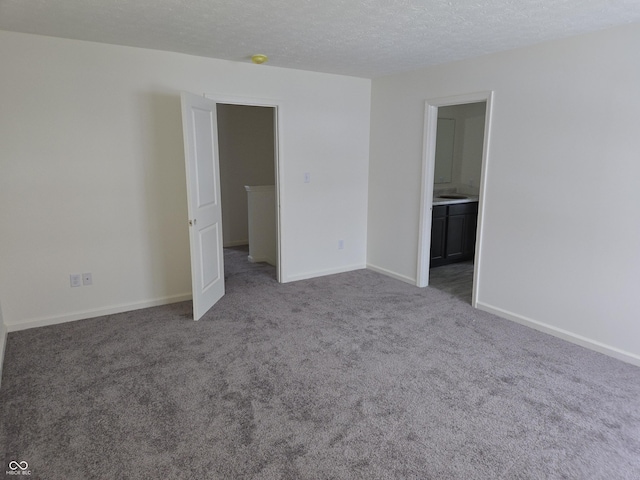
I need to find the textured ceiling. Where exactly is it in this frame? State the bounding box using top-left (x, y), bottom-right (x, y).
top-left (1, 0), bottom-right (639, 78)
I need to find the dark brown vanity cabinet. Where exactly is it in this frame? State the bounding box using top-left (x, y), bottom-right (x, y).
top-left (430, 202), bottom-right (478, 267)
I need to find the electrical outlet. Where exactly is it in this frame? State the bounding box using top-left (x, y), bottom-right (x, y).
top-left (338, 239), bottom-right (344, 250)
top-left (82, 273), bottom-right (93, 286)
top-left (304, 172), bottom-right (311, 183)
top-left (70, 274), bottom-right (82, 288)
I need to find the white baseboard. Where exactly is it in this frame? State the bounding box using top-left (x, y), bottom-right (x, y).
top-left (283, 263), bottom-right (367, 283)
top-left (366, 263), bottom-right (417, 286)
top-left (5, 293), bottom-right (192, 333)
top-left (476, 301), bottom-right (640, 367)
top-left (223, 240), bottom-right (248, 247)
top-left (248, 255), bottom-right (276, 266)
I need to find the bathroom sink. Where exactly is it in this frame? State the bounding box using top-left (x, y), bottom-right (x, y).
top-left (437, 194), bottom-right (468, 199)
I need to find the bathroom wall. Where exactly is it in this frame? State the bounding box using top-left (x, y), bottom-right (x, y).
top-left (217, 104), bottom-right (275, 247)
top-left (437, 102), bottom-right (486, 195)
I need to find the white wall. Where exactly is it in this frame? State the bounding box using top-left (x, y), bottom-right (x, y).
top-left (437, 102), bottom-right (485, 194)
top-left (0, 299), bottom-right (6, 386)
top-left (0, 31), bottom-right (371, 330)
top-left (458, 111), bottom-right (484, 194)
top-left (368, 23), bottom-right (640, 363)
top-left (217, 104), bottom-right (275, 247)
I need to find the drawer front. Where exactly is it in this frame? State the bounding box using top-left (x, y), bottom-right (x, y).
top-left (448, 202), bottom-right (478, 216)
top-left (432, 205), bottom-right (447, 218)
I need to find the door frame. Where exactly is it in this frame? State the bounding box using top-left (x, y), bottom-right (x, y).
top-left (204, 93), bottom-right (283, 283)
top-left (416, 91), bottom-right (494, 307)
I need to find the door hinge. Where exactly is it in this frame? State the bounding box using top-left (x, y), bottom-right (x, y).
top-left (189, 219), bottom-right (197, 226)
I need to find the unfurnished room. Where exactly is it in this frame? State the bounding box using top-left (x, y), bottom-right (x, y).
top-left (1, 1), bottom-right (640, 478)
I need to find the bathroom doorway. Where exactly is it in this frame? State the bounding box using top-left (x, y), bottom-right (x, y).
top-left (417, 92), bottom-right (493, 307)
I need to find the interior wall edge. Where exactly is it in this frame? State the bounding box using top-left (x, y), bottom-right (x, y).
top-left (476, 301), bottom-right (640, 367)
top-left (366, 264), bottom-right (416, 286)
top-left (282, 264), bottom-right (367, 283)
top-left (0, 321), bottom-right (7, 388)
top-left (5, 293), bottom-right (192, 333)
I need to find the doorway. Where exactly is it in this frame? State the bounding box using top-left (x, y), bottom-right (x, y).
top-left (216, 103), bottom-right (278, 280)
top-left (416, 92), bottom-right (493, 307)
top-left (206, 95), bottom-right (282, 283)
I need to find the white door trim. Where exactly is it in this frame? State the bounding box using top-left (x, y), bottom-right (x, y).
top-left (416, 91), bottom-right (494, 308)
top-left (204, 93), bottom-right (284, 283)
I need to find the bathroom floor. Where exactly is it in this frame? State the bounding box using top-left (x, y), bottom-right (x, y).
top-left (429, 260), bottom-right (474, 304)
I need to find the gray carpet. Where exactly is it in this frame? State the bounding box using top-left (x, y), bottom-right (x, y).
top-left (1, 247), bottom-right (640, 479)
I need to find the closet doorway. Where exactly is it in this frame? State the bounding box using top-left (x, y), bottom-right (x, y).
top-left (209, 96), bottom-right (282, 282)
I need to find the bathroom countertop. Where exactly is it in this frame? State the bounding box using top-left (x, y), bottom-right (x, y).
top-left (432, 195), bottom-right (479, 206)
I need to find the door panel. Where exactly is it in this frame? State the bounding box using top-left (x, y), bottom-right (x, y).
top-left (445, 214), bottom-right (465, 258)
top-left (181, 92), bottom-right (225, 320)
top-left (199, 223), bottom-right (221, 290)
top-left (193, 107), bottom-right (217, 207)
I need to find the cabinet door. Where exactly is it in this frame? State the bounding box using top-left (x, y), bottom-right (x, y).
top-left (431, 202), bottom-right (478, 267)
top-left (449, 202), bottom-right (478, 261)
top-left (430, 206), bottom-right (447, 265)
top-left (430, 215), bottom-right (447, 263)
top-left (445, 214), bottom-right (466, 259)
top-left (463, 211), bottom-right (478, 257)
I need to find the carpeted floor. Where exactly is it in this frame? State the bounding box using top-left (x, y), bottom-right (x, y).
top-left (1, 247), bottom-right (640, 479)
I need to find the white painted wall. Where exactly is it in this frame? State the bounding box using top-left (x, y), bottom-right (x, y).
top-left (368, 23), bottom-right (640, 363)
top-left (245, 186), bottom-right (277, 266)
top-left (0, 31), bottom-right (371, 330)
top-left (0, 299), bottom-right (6, 386)
top-left (436, 102), bottom-right (485, 195)
top-left (459, 112), bottom-right (485, 194)
top-left (433, 117), bottom-right (455, 184)
top-left (217, 104), bottom-right (275, 247)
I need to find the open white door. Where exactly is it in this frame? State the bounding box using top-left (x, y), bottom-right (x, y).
top-left (180, 92), bottom-right (225, 320)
